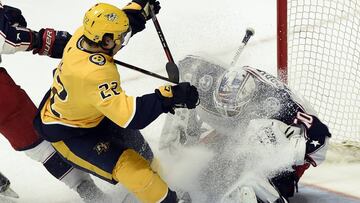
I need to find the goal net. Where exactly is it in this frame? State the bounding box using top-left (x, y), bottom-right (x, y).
top-left (277, 0), bottom-right (360, 159)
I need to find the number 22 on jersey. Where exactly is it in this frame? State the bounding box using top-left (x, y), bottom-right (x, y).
top-left (49, 69), bottom-right (68, 118)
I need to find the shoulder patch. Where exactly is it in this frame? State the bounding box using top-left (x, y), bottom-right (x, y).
top-left (89, 54), bottom-right (106, 66)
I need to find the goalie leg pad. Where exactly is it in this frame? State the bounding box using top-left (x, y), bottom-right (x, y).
top-left (112, 149), bottom-right (169, 203)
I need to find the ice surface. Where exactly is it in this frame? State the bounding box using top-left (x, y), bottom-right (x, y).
top-left (0, 0), bottom-right (359, 202)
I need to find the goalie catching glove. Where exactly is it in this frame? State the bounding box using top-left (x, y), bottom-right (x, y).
top-left (156, 82), bottom-right (199, 114)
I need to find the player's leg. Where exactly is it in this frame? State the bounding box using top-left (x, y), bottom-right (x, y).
top-left (108, 123), bottom-right (191, 203)
top-left (0, 67), bottom-right (41, 150)
top-left (0, 68), bottom-right (105, 202)
top-left (24, 140), bottom-right (108, 202)
top-left (104, 118), bottom-right (154, 161)
top-left (50, 127), bottom-right (180, 203)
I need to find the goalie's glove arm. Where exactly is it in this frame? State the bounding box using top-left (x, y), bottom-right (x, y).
top-left (122, 0), bottom-right (161, 36)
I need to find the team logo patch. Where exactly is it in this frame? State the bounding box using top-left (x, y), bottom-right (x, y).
top-left (105, 13), bottom-right (118, 22)
top-left (93, 142), bottom-right (110, 155)
top-left (90, 54), bottom-right (106, 66)
top-left (199, 74), bottom-right (213, 92)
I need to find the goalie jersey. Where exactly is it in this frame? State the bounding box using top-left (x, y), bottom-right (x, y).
top-left (174, 55), bottom-right (330, 167)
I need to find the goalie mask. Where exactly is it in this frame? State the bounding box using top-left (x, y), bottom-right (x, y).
top-left (214, 68), bottom-right (256, 117)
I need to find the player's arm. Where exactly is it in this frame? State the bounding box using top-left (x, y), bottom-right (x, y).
top-left (85, 67), bottom-right (198, 129)
top-left (122, 0), bottom-right (161, 36)
top-left (31, 28), bottom-right (72, 59)
top-left (0, 4), bottom-right (71, 58)
top-left (0, 4), bottom-right (32, 54)
top-left (293, 112), bottom-right (331, 166)
top-left (269, 112), bottom-right (331, 167)
top-left (274, 111), bottom-right (331, 180)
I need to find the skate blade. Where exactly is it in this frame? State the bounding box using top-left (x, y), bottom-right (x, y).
top-left (0, 187), bottom-right (19, 198)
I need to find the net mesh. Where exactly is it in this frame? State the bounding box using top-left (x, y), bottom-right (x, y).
top-left (286, 0), bottom-right (360, 150)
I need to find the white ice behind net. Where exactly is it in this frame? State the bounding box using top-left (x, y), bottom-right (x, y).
top-left (287, 0), bottom-right (360, 160)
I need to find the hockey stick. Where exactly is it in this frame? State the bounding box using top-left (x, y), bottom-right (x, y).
top-left (114, 59), bottom-right (179, 84)
top-left (230, 28), bottom-right (255, 66)
top-left (149, 6), bottom-right (180, 84)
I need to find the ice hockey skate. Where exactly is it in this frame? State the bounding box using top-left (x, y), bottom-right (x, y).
top-left (0, 173), bottom-right (19, 199)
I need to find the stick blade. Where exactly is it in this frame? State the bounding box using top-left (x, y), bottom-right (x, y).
top-left (0, 187), bottom-right (19, 199)
top-left (166, 62), bottom-right (179, 84)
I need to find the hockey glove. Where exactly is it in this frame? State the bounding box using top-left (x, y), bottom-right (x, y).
top-left (32, 28), bottom-right (72, 59)
top-left (3, 5), bottom-right (27, 27)
top-left (293, 112), bottom-right (331, 155)
top-left (156, 82), bottom-right (199, 114)
top-left (126, 0), bottom-right (161, 19)
top-left (122, 0), bottom-right (161, 35)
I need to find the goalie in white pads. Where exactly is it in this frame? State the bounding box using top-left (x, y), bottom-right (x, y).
top-left (160, 55), bottom-right (331, 203)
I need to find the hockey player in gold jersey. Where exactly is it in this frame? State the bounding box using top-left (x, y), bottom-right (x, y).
top-left (34, 1), bottom-right (198, 203)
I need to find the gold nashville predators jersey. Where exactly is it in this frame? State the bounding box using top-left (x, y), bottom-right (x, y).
top-left (40, 26), bottom-right (136, 128)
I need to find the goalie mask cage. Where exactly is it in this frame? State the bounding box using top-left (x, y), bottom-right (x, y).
top-left (277, 0), bottom-right (360, 159)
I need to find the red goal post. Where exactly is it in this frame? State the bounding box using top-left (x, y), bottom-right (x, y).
top-left (277, 0), bottom-right (288, 84)
top-left (277, 0), bottom-right (360, 157)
